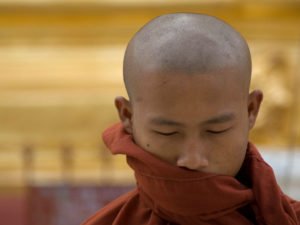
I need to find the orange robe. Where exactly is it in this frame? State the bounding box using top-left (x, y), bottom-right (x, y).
top-left (82, 123), bottom-right (300, 225)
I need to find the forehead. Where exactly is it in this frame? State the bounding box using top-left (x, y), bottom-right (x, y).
top-left (134, 69), bottom-right (244, 101)
top-left (132, 71), bottom-right (247, 122)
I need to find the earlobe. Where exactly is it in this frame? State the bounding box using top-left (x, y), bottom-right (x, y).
top-left (114, 96), bottom-right (133, 134)
top-left (248, 90), bottom-right (263, 130)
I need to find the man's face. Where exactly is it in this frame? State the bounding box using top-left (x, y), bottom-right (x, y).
top-left (117, 69), bottom-right (261, 176)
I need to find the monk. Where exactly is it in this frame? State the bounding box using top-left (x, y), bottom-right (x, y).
top-left (82, 13), bottom-right (300, 225)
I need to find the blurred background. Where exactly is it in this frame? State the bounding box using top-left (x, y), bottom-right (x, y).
top-left (0, 0), bottom-right (299, 224)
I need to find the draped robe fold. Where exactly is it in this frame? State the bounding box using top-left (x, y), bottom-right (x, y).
top-left (82, 123), bottom-right (300, 225)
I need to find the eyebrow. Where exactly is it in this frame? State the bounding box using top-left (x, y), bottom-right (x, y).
top-left (150, 117), bottom-right (184, 127)
top-left (202, 113), bottom-right (236, 125)
top-left (149, 113), bottom-right (235, 127)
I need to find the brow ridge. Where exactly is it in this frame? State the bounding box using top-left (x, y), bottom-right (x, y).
top-left (203, 113), bottom-right (235, 125)
top-left (149, 113), bottom-right (235, 127)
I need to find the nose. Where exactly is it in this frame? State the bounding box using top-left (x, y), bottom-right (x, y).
top-left (176, 141), bottom-right (209, 171)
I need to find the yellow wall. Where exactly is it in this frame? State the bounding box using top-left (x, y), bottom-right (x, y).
top-left (0, 1), bottom-right (300, 186)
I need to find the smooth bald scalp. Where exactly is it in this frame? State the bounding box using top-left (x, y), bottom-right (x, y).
top-left (123, 13), bottom-right (252, 101)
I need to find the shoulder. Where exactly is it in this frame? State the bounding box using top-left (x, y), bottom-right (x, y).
top-left (81, 189), bottom-right (140, 225)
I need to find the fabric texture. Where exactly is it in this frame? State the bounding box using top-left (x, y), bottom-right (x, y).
top-left (82, 123), bottom-right (300, 225)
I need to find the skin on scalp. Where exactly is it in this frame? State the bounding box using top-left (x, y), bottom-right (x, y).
top-left (123, 13), bottom-right (252, 102)
top-left (115, 13), bottom-right (263, 176)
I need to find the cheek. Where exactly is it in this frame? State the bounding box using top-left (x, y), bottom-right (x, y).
top-left (131, 112), bottom-right (150, 146)
top-left (142, 135), bottom-right (181, 164)
top-left (131, 124), bottom-right (167, 155)
top-left (206, 123), bottom-right (249, 175)
top-left (219, 132), bottom-right (248, 175)
top-left (225, 124), bottom-right (249, 159)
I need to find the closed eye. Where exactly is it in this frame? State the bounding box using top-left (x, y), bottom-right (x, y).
top-left (206, 128), bottom-right (231, 134)
top-left (154, 131), bottom-right (178, 136)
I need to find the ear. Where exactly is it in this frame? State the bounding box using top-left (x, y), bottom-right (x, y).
top-left (247, 90), bottom-right (263, 130)
top-left (114, 96), bottom-right (133, 134)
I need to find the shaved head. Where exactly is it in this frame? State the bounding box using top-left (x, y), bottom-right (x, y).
top-left (116, 13), bottom-right (263, 175)
top-left (123, 13), bottom-right (251, 101)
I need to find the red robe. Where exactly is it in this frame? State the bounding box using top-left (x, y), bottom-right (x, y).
top-left (82, 123), bottom-right (300, 225)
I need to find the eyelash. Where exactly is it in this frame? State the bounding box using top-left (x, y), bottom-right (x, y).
top-left (154, 128), bottom-right (230, 136)
top-left (206, 128), bottom-right (230, 134)
top-left (155, 131), bottom-right (178, 136)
